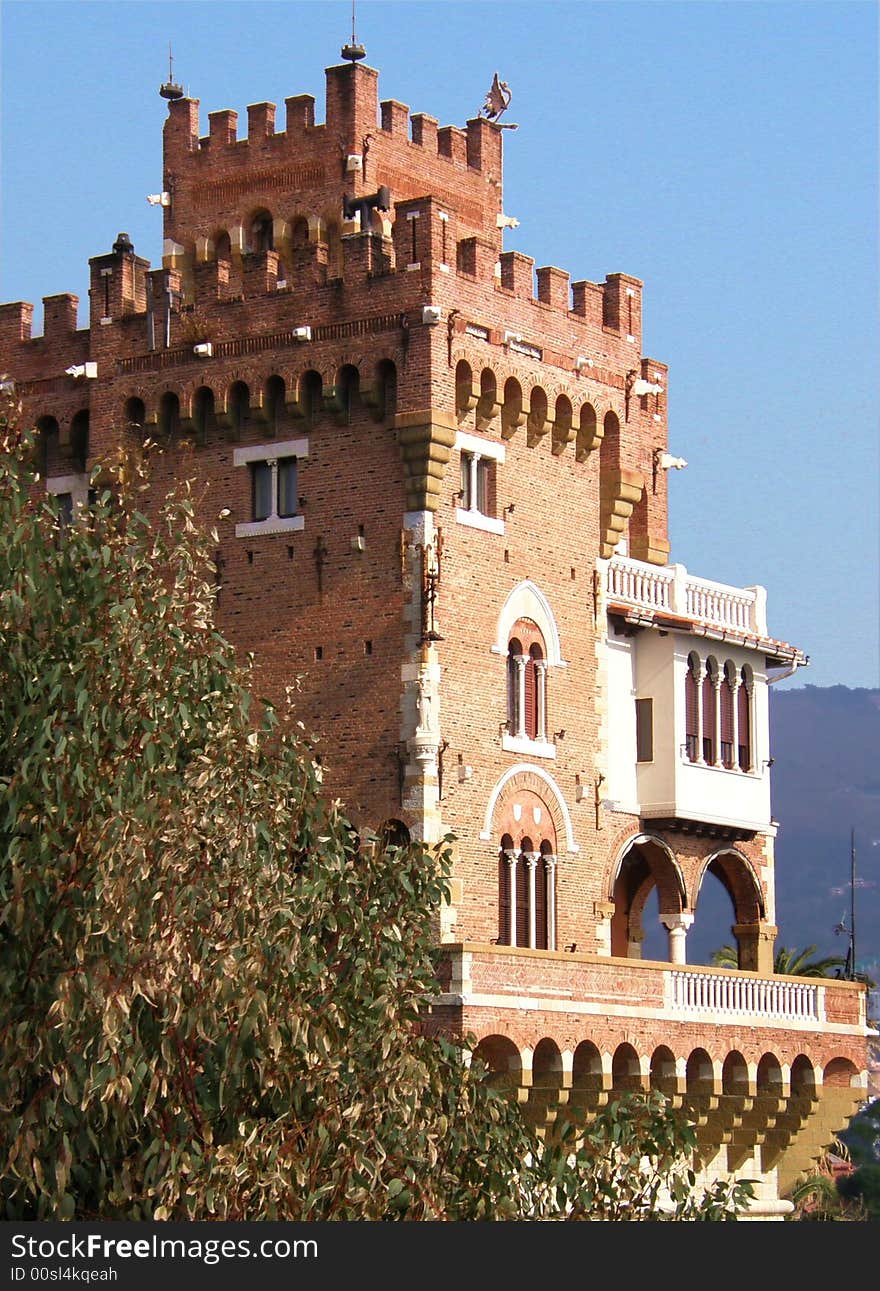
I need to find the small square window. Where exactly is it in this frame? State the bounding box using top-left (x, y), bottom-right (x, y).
top-left (250, 457), bottom-right (299, 522)
top-left (460, 452), bottom-right (494, 518)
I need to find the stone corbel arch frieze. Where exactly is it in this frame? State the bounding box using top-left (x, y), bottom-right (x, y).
top-left (480, 764), bottom-right (579, 855)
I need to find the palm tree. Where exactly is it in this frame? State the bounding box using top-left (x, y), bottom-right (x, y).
top-left (710, 943), bottom-right (848, 977)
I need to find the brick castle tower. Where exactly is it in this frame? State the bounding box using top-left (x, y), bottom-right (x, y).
top-left (0, 46), bottom-right (868, 1215)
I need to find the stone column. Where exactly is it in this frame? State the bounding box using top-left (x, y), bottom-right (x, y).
top-left (712, 673), bottom-right (723, 767)
top-left (731, 675), bottom-right (741, 771)
top-left (534, 660), bottom-right (548, 742)
top-left (504, 849), bottom-right (519, 946)
top-left (514, 655), bottom-right (527, 738)
top-left (661, 912), bottom-right (695, 965)
top-left (545, 856), bottom-right (557, 951)
top-left (523, 852), bottom-right (538, 949)
top-left (467, 452), bottom-right (480, 512)
top-left (266, 457), bottom-right (279, 519)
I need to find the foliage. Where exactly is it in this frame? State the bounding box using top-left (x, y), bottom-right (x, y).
top-left (711, 943), bottom-right (848, 978)
top-left (787, 1144), bottom-right (866, 1222)
top-left (836, 1164), bottom-right (880, 1219)
top-left (0, 402), bottom-right (752, 1221)
top-left (548, 1091), bottom-right (754, 1221)
top-left (838, 1098), bottom-right (880, 1168)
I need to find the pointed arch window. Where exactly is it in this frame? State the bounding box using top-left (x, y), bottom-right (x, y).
top-left (506, 621), bottom-right (548, 747)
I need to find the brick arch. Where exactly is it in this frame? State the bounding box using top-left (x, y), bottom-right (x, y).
top-left (470, 1034), bottom-right (523, 1090)
top-left (575, 400), bottom-right (602, 461)
top-left (120, 392), bottom-right (146, 433)
top-left (823, 1057), bottom-right (860, 1088)
top-left (493, 787), bottom-right (557, 854)
top-left (551, 391), bottom-right (574, 456)
top-left (790, 1054), bottom-right (818, 1093)
top-left (532, 1037), bottom-right (564, 1085)
top-left (695, 846), bottom-right (765, 925)
top-left (722, 1050), bottom-right (750, 1093)
top-left (500, 374), bottom-right (524, 437)
top-left (481, 765), bottom-right (578, 855)
top-left (609, 834), bottom-right (686, 960)
top-left (608, 833), bottom-right (686, 910)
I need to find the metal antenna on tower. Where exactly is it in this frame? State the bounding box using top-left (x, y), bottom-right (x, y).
top-left (160, 42), bottom-right (184, 101)
top-left (341, 0), bottom-right (366, 62)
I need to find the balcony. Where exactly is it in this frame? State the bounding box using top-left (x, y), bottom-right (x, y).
top-left (602, 555), bottom-right (807, 833)
top-left (430, 945), bottom-right (867, 1197)
top-left (606, 555), bottom-right (768, 639)
top-left (435, 944), bottom-right (865, 1032)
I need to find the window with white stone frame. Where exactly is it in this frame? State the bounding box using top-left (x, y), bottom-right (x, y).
top-left (492, 583), bottom-right (565, 760)
top-left (454, 429), bottom-right (505, 535)
top-left (233, 438), bottom-right (308, 537)
top-left (498, 834), bottom-right (557, 950)
top-left (46, 473), bottom-right (93, 523)
top-left (503, 618), bottom-right (555, 758)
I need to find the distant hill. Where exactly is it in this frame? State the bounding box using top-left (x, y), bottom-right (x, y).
top-left (770, 685), bottom-right (880, 985)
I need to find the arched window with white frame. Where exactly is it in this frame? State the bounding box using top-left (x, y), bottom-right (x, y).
top-left (506, 619), bottom-right (547, 745)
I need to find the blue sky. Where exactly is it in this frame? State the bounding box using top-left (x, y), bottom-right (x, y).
top-left (1, 0), bottom-right (877, 689)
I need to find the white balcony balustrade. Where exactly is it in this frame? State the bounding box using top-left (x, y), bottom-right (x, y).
top-left (667, 969), bottom-right (821, 1022)
top-left (606, 556), bottom-right (767, 637)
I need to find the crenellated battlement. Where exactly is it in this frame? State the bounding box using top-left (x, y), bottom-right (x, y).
top-left (3, 51), bottom-right (653, 472)
top-left (160, 61), bottom-right (506, 294)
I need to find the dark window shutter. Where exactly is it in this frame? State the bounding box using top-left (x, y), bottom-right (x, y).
top-left (252, 462), bottom-right (272, 521)
top-left (507, 647), bottom-right (518, 731)
top-left (702, 672), bottom-right (716, 762)
top-left (636, 698), bottom-right (653, 762)
top-left (720, 680), bottom-right (734, 767)
top-left (277, 458), bottom-right (298, 517)
top-left (738, 684), bottom-right (751, 770)
top-left (685, 668), bottom-right (698, 761)
top-left (476, 459), bottom-right (489, 514)
top-left (524, 659), bottom-right (537, 740)
top-left (498, 852), bottom-right (511, 944)
top-left (535, 859), bottom-right (548, 950)
top-left (515, 855), bottom-right (530, 947)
